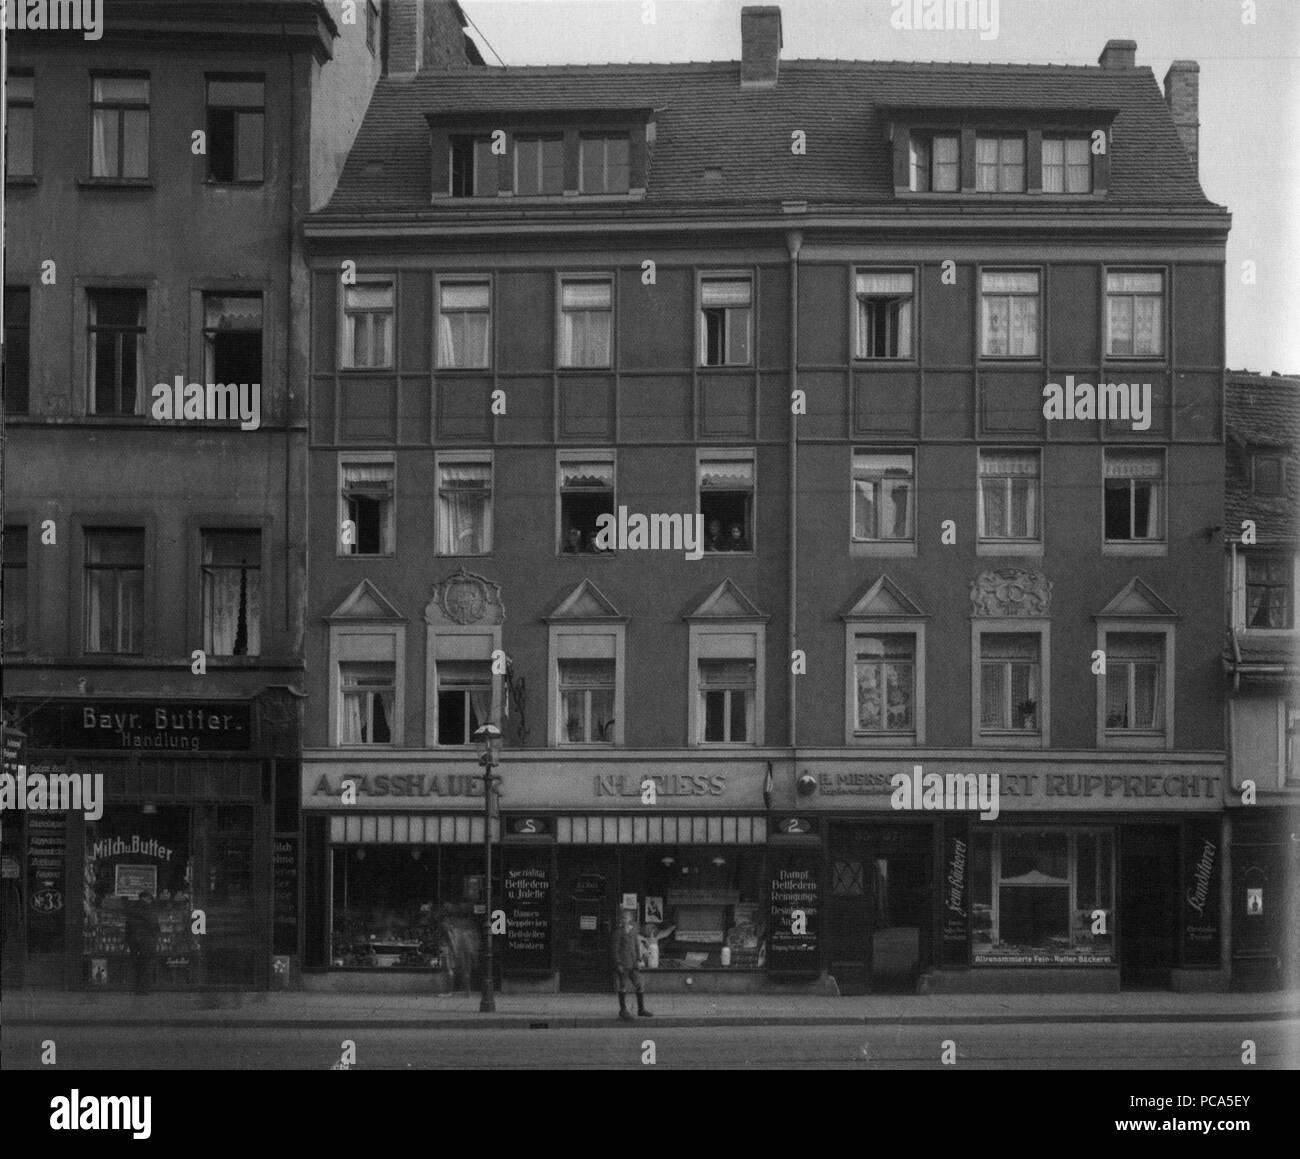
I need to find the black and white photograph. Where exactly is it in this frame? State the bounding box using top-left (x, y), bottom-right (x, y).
top-left (0, 0), bottom-right (1296, 1123)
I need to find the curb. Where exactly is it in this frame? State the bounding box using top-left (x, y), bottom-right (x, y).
top-left (7, 1010), bottom-right (1298, 1031)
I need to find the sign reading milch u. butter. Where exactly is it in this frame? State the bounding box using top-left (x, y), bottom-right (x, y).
top-left (26, 702), bottom-right (252, 752)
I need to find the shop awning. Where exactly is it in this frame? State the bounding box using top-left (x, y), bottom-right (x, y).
top-left (556, 815), bottom-right (766, 844)
top-left (329, 814), bottom-right (499, 844)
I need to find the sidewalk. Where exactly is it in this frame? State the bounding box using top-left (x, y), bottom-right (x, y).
top-left (5, 988), bottom-right (1298, 1030)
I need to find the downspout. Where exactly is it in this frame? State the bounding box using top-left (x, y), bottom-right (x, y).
top-left (1229, 538), bottom-right (1240, 693)
top-left (787, 230), bottom-right (802, 755)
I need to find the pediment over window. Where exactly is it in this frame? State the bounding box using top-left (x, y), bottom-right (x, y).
top-left (684, 579), bottom-right (767, 621)
top-left (842, 575), bottom-right (928, 620)
top-left (1094, 578), bottom-right (1179, 619)
top-left (326, 579), bottom-right (404, 622)
top-left (544, 579), bottom-right (627, 622)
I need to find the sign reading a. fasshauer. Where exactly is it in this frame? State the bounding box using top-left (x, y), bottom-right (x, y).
top-left (768, 849), bottom-right (819, 973)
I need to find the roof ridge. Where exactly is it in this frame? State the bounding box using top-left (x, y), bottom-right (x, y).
top-left (410, 58), bottom-right (1156, 77)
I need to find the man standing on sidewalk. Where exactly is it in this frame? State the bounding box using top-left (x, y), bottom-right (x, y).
top-left (125, 892), bottom-right (160, 995)
top-left (612, 907), bottom-right (652, 1021)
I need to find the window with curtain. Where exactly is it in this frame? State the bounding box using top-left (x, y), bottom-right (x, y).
top-left (1246, 555), bottom-right (1294, 629)
top-left (854, 635), bottom-right (914, 733)
top-left (908, 132), bottom-right (959, 192)
top-left (700, 277), bottom-right (752, 366)
top-left (5, 287), bottom-right (31, 415)
top-left (449, 136), bottom-right (498, 197)
top-left (979, 450), bottom-right (1040, 540)
top-left (515, 135), bottom-right (563, 195)
top-left (341, 280), bottom-right (393, 369)
top-left (855, 271), bottom-right (914, 359)
top-left (202, 530), bottom-right (261, 657)
top-left (3, 525), bottom-right (27, 654)
top-left (437, 460), bottom-right (492, 555)
top-left (559, 659), bottom-right (616, 744)
top-left (579, 134), bottom-right (629, 193)
top-left (85, 529), bottom-right (144, 654)
top-left (341, 461), bottom-right (394, 555)
top-left (437, 661), bottom-right (493, 745)
top-left (203, 293), bottom-right (263, 385)
top-left (852, 451), bottom-right (914, 541)
top-left (437, 281), bottom-right (490, 369)
top-left (6, 71), bottom-right (34, 178)
top-left (1103, 450), bottom-right (1162, 541)
top-left (699, 659), bottom-right (755, 744)
top-left (975, 134), bottom-right (1025, 192)
top-left (91, 75), bottom-right (149, 179)
top-left (980, 633), bottom-right (1040, 733)
top-left (1106, 271), bottom-right (1164, 356)
top-left (559, 279), bottom-right (612, 368)
top-left (559, 456), bottom-right (615, 551)
top-left (699, 456), bottom-right (754, 551)
top-left (1104, 633), bottom-right (1164, 731)
top-left (340, 662), bottom-right (395, 744)
top-left (980, 270), bottom-right (1039, 357)
top-left (88, 289), bottom-right (145, 415)
top-left (1042, 136), bottom-right (1091, 193)
top-left (206, 76), bottom-right (264, 183)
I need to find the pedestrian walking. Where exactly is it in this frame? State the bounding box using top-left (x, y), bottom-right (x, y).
top-left (612, 907), bottom-right (652, 1020)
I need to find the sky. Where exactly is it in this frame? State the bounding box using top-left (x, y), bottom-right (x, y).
top-left (458, 0), bottom-right (1300, 376)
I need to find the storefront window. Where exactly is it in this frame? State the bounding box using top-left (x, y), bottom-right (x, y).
top-left (624, 849), bottom-right (766, 970)
top-left (330, 845), bottom-right (484, 969)
top-left (971, 829), bottom-right (1114, 965)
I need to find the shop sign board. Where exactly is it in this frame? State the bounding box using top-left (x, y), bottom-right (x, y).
top-left (502, 848), bottom-right (552, 972)
top-left (1181, 820), bottom-right (1221, 965)
top-left (941, 821), bottom-right (971, 965)
top-left (767, 850), bottom-right (819, 973)
top-left (25, 701), bottom-right (252, 752)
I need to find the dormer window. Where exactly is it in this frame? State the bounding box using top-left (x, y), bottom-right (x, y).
top-left (975, 134), bottom-right (1026, 192)
top-left (450, 135), bottom-right (499, 197)
top-left (515, 135), bottom-right (563, 195)
top-left (579, 134), bottom-right (629, 194)
top-left (1042, 135), bottom-right (1092, 193)
top-left (909, 132), bottom-right (959, 192)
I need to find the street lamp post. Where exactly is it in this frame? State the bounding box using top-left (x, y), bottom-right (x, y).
top-left (473, 722), bottom-right (502, 1013)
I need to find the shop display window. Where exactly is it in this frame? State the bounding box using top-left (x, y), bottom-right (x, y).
top-left (330, 845), bottom-right (484, 969)
top-left (625, 849), bottom-right (766, 970)
top-left (971, 829), bottom-right (1114, 965)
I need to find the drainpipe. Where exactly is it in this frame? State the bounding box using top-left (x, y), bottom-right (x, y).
top-left (786, 230), bottom-right (802, 756)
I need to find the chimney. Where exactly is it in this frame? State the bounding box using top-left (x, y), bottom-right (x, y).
top-left (387, 0), bottom-right (426, 77)
top-left (1098, 39), bottom-right (1137, 69)
top-left (1164, 60), bottom-right (1200, 172)
top-left (741, 6), bottom-right (782, 89)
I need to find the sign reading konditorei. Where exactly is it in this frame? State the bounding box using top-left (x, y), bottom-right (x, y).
top-left (1181, 820), bottom-right (1221, 966)
top-left (25, 702), bottom-right (252, 752)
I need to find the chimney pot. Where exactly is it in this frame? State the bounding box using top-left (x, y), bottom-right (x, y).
top-left (1098, 39), bottom-right (1137, 69)
top-left (1164, 60), bottom-right (1201, 173)
top-left (741, 6), bottom-right (782, 89)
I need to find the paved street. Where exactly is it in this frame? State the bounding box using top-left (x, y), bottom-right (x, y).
top-left (4, 1019), bottom-right (1296, 1070)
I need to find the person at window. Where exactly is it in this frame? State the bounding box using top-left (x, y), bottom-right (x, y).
top-left (726, 522), bottom-right (749, 552)
top-left (612, 907), bottom-right (652, 1020)
top-left (125, 891), bottom-right (160, 995)
top-left (563, 527), bottom-right (585, 553)
top-left (704, 518), bottom-right (727, 553)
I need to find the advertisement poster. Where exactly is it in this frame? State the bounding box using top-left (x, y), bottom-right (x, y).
top-left (767, 850), bottom-right (819, 973)
top-left (502, 848), bottom-right (551, 971)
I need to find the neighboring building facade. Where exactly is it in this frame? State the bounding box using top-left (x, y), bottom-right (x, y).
top-left (1222, 372), bottom-right (1300, 990)
top-left (300, 9), bottom-right (1230, 993)
top-left (0, 0), bottom-right (449, 990)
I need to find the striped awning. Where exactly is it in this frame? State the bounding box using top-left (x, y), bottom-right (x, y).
top-left (330, 814), bottom-right (498, 844)
top-left (556, 815), bottom-right (766, 844)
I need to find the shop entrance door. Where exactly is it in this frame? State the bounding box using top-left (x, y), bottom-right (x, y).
top-left (828, 825), bottom-right (931, 995)
top-left (557, 850), bottom-right (618, 991)
top-left (1120, 826), bottom-right (1178, 987)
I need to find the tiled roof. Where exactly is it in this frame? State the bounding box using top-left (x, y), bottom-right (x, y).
top-left (1225, 373), bottom-right (1300, 540)
top-left (319, 58), bottom-right (1217, 215)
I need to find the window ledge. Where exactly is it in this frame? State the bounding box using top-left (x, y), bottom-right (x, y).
top-left (976, 541), bottom-right (1044, 557)
top-left (849, 734), bottom-right (919, 746)
top-left (203, 179), bottom-right (266, 188)
top-left (77, 178), bottom-right (155, 190)
top-left (976, 734), bottom-right (1044, 749)
top-left (339, 365), bottom-right (396, 375)
top-left (1101, 733), bottom-right (1169, 750)
top-left (1102, 542), bottom-right (1167, 557)
top-left (851, 358), bottom-right (919, 367)
top-left (338, 552), bottom-right (397, 560)
top-left (851, 541), bottom-right (917, 558)
top-left (6, 176), bottom-right (37, 188)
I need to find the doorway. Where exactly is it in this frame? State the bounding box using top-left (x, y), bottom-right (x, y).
top-left (1119, 825), bottom-right (1179, 986)
top-left (827, 824), bottom-right (931, 995)
top-left (556, 849), bottom-right (619, 991)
